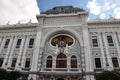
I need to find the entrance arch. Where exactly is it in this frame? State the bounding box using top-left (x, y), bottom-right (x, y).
top-left (57, 78), bottom-right (64, 80)
top-left (56, 53), bottom-right (67, 68)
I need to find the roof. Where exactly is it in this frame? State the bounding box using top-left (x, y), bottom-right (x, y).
top-left (41, 6), bottom-right (85, 15)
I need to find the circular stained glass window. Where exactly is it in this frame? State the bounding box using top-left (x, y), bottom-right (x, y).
top-left (51, 35), bottom-right (73, 47)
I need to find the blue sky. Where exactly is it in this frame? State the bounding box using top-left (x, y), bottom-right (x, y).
top-left (0, 0), bottom-right (120, 24)
top-left (37, 0), bottom-right (120, 19)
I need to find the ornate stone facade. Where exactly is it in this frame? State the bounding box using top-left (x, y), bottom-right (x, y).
top-left (0, 6), bottom-right (120, 80)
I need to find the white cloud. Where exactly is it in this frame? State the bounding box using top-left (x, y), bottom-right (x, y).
top-left (100, 13), bottom-right (106, 18)
top-left (87, 0), bottom-right (101, 15)
top-left (114, 7), bottom-right (120, 18)
top-left (0, 0), bottom-right (39, 25)
top-left (87, 0), bottom-right (120, 19)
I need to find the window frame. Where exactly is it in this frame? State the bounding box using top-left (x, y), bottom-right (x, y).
top-left (11, 58), bottom-right (17, 67)
top-left (28, 38), bottom-right (34, 48)
top-left (112, 57), bottom-right (119, 68)
top-left (91, 36), bottom-right (98, 47)
top-left (25, 58), bottom-right (31, 68)
top-left (107, 35), bottom-right (114, 46)
top-left (16, 39), bottom-right (22, 48)
top-left (94, 58), bottom-right (102, 68)
top-left (4, 39), bottom-right (10, 48)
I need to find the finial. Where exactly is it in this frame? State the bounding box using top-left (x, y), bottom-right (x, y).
top-left (6, 21), bottom-right (10, 25)
top-left (96, 15), bottom-right (99, 19)
top-left (28, 19), bottom-right (32, 23)
top-left (109, 14), bottom-right (113, 19)
top-left (17, 20), bottom-right (21, 24)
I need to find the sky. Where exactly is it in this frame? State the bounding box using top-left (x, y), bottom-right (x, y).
top-left (0, 0), bottom-right (120, 25)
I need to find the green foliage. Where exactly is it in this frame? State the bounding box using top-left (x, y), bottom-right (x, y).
top-left (96, 70), bottom-right (120, 80)
top-left (0, 68), bottom-right (9, 80)
top-left (8, 71), bottom-right (22, 80)
top-left (0, 68), bottom-right (22, 80)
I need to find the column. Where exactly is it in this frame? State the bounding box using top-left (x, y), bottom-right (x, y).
top-left (2, 36), bottom-right (15, 69)
top-left (21, 35), bottom-right (29, 68)
top-left (52, 56), bottom-right (56, 71)
top-left (98, 32), bottom-right (106, 68)
top-left (16, 36), bottom-right (26, 70)
top-left (67, 57), bottom-right (70, 71)
top-left (7, 36), bottom-right (17, 68)
top-left (113, 32), bottom-right (120, 64)
top-left (102, 32), bottom-right (113, 70)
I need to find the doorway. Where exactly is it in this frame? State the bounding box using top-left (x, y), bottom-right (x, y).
top-left (56, 53), bottom-right (67, 68)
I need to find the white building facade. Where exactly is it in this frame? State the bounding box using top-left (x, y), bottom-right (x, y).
top-left (0, 6), bottom-right (120, 80)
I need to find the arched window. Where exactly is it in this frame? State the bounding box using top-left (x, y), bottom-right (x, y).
top-left (56, 53), bottom-right (67, 68)
top-left (46, 56), bottom-right (53, 68)
top-left (71, 55), bottom-right (77, 68)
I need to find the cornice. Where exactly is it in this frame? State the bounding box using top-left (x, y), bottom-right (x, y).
top-left (36, 11), bottom-right (88, 18)
top-left (0, 23), bottom-right (39, 30)
top-left (87, 18), bottom-right (120, 25)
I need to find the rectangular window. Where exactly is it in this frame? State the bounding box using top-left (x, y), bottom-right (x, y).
top-left (11, 58), bottom-right (17, 67)
top-left (112, 57), bottom-right (119, 68)
top-left (16, 39), bottom-right (22, 48)
top-left (0, 58), bottom-right (4, 67)
top-left (4, 39), bottom-right (10, 48)
top-left (92, 36), bottom-right (98, 47)
top-left (107, 36), bottom-right (114, 46)
top-left (95, 58), bottom-right (101, 68)
top-left (28, 38), bottom-right (34, 48)
top-left (25, 58), bottom-right (31, 68)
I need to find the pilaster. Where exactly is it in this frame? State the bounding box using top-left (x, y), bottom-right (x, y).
top-left (30, 29), bottom-right (42, 71)
top-left (2, 36), bottom-right (15, 69)
top-left (16, 36), bottom-right (26, 70)
top-left (7, 36), bottom-right (17, 68)
top-left (113, 32), bottom-right (120, 65)
top-left (28, 27), bottom-right (42, 80)
top-left (98, 32), bottom-right (106, 68)
top-left (21, 35), bottom-right (29, 68)
top-left (82, 26), bottom-right (93, 72)
top-left (102, 32), bottom-right (113, 70)
top-left (0, 37), bottom-right (5, 54)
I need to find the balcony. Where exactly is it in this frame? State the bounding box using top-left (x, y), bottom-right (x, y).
top-left (43, 68), bottom-right (79, 72)
top-left (22, 68), bottom-right (31, 71)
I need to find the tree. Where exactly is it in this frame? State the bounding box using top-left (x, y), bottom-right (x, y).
top-left (0, 68), bottom-right (9, 80)
top-left (8, 71), bottom-right (22, 80)
top-left (96, 70), bottom-right (120, 80)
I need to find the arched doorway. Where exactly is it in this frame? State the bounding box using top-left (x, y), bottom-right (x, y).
top-left (56, 53), bottom-right (67, 68)
top-left (57, 78), bottom-right (64, 80)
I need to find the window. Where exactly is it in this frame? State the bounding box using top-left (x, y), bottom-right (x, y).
top-left (56, 53), bottom-right (67, 68)
top-left (95, 58), bottom-right (101, 68)
top-left (51, 35), bottom-right (73, 47)
top-left (0, 58), bottom-right (4, 67)
top-left (92, 36), bottom-right (98, 47)
top-left (28, 38), bottom-right (34, 48)
top-left (11, 58), bottom-right (17, 67)
top-left (4, 39), bottom-right (10, 48)
top-left (16, 39), bottom-right (22, 48)
top-left (112, 57), bottom-right (119, 68)
top-left (71, 55), bottom-right (77, 68)
top-left (25, 58), bottom-right (31, 68)
top-left (46, 56), bottom-right (52, 68)
top-left (107, 36), bottom-right (114, 46)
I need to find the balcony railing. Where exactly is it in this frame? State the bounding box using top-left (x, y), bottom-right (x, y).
top-left (43, 68), bottom-right (79, 71)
